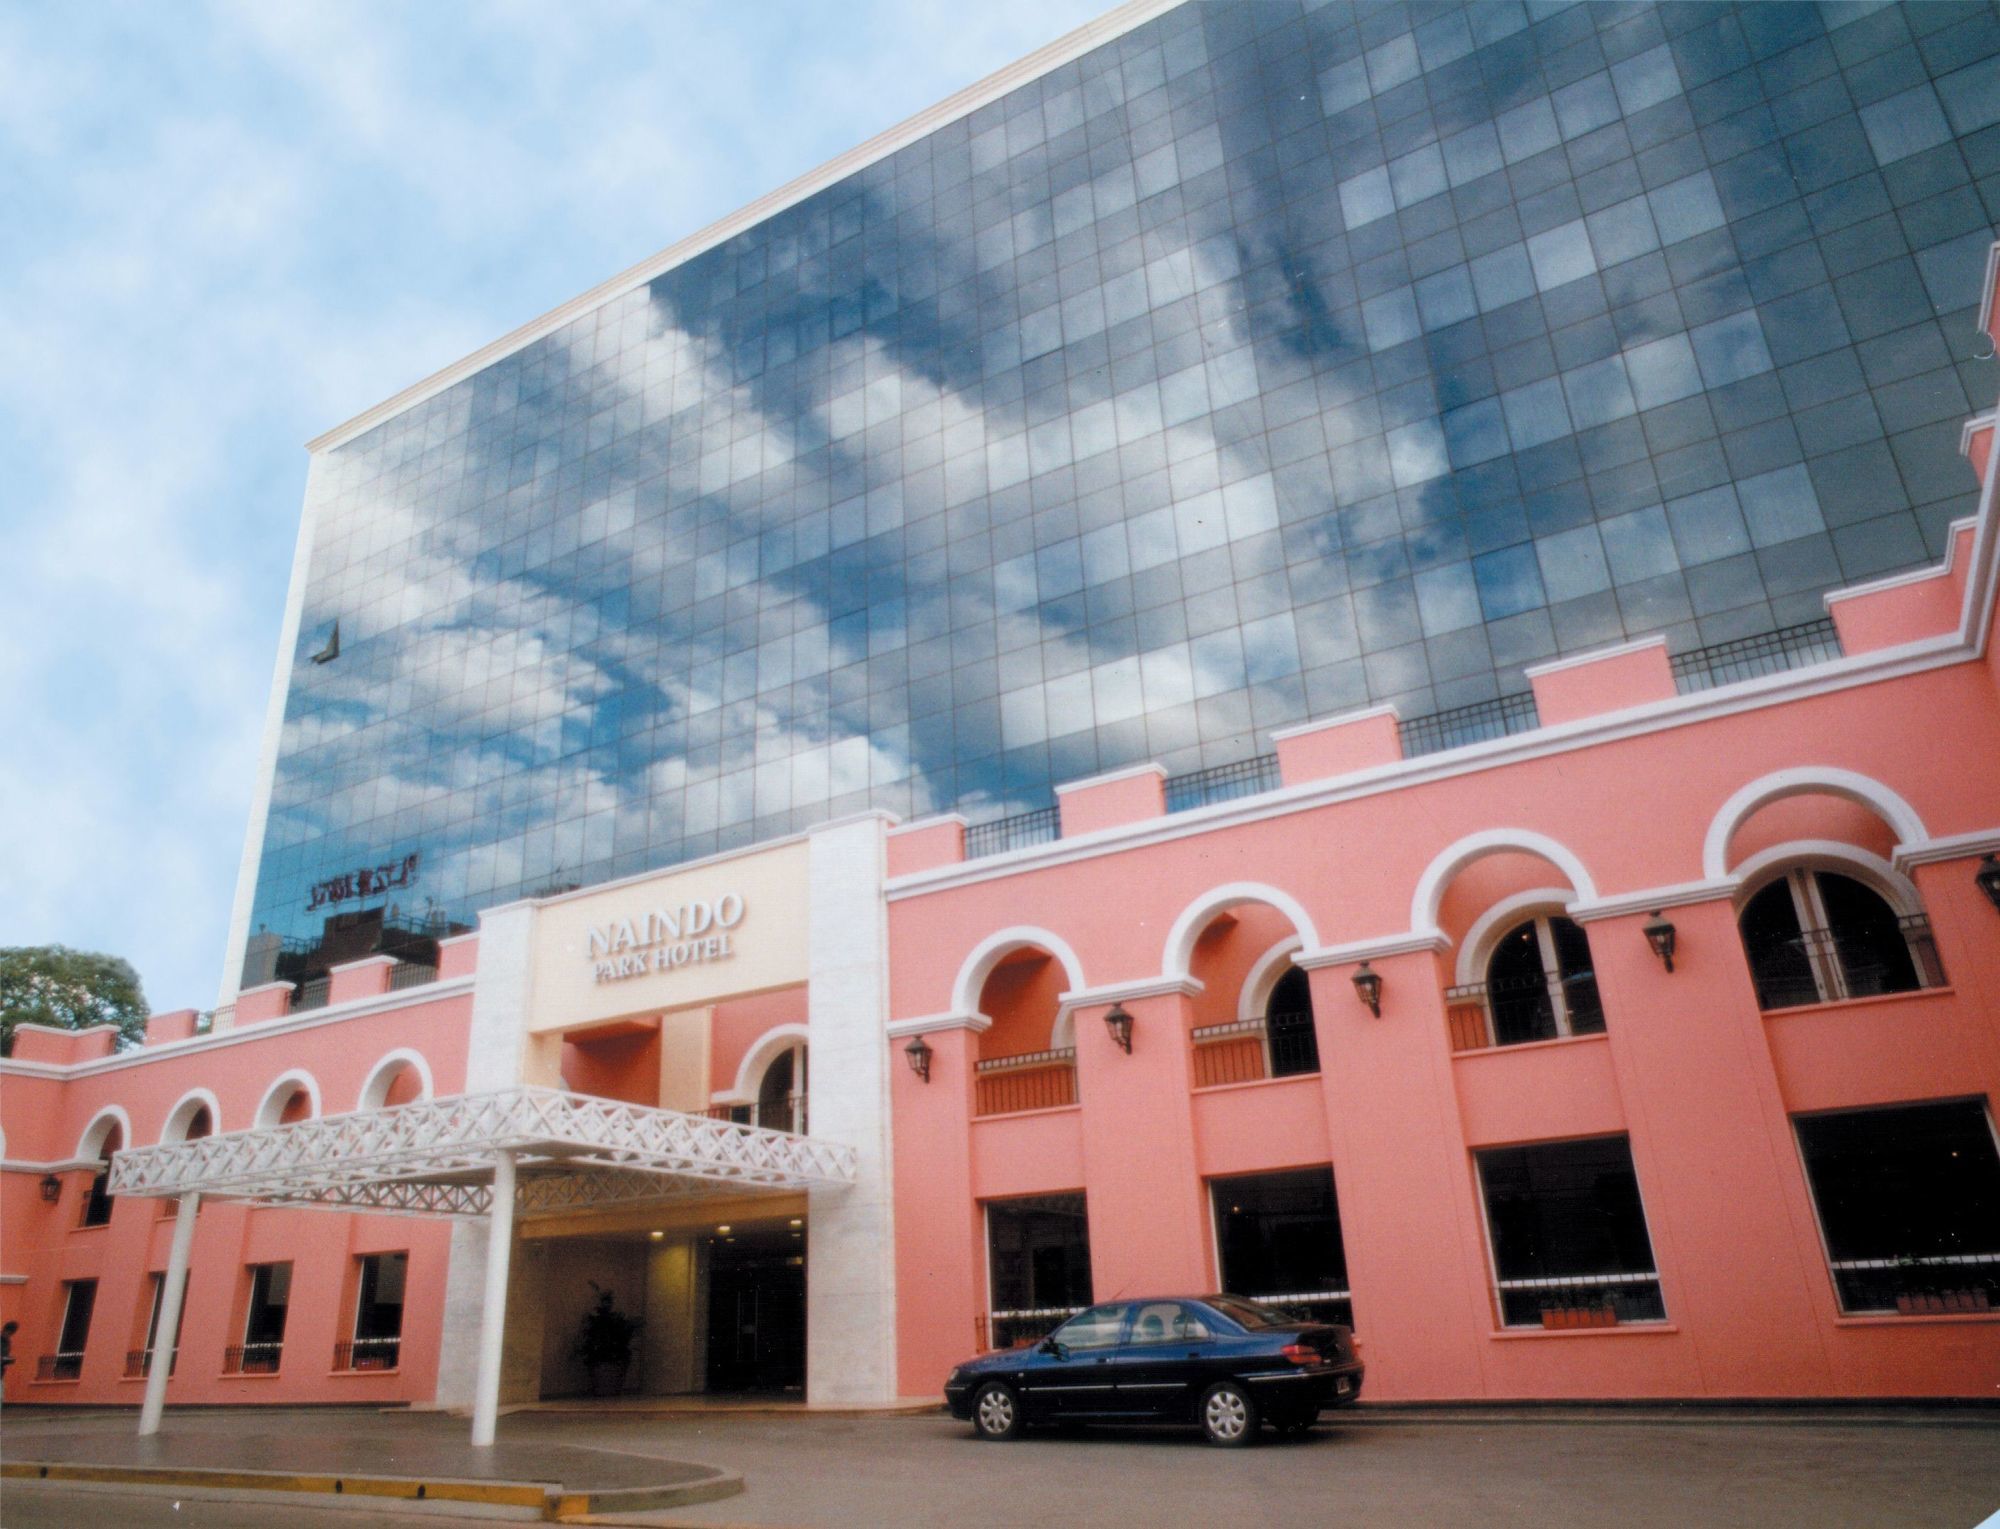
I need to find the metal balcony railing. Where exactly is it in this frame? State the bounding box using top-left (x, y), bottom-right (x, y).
top-left (289, 977), bottom-right (331, 1012)
top-left (973, 1048), bottom-right (1078, 1116)
top-left (333, 1336), bottom-right (401, 1371)
top-left (1163, 754), bottom-right (1280, 813)
top-left (983, 1306), bottom-right (1085, 1351)
top-left (1237, 1290), bottom-right (1354, 1331)
top-left (1189, 1013), bottom-right (1320, 1087)
top-left (1401, 693), bottom-right (1539, 758)
top-left (965, 806), bottom-right (1060, 859)
top-left (1747, 915), bottom-right (1945, 1010)
top-left (387, 961), bottom-right (438, 991)
top-left (222, 1342), bottom-right (283, 1375)
top-left (1495, 1271), bottom-right (1666, 1329)
top-left (1445, 970), bottom-right (1606, 1051)
top-left (36, 1353), bottom-right (83, 1381)
top-left (1827, 1252), bottom-right (1999, 1314)
top-left (124, 1347), bottom-right (178, 1379)
top-left (1672, 618), bottom-right (1842, 694)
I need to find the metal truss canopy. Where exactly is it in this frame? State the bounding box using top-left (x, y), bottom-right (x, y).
top-left (107, 1087), bottom-right (858, 1219)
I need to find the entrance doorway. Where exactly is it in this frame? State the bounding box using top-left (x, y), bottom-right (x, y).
top-left (704, 1219), bottom-right (807, 1394)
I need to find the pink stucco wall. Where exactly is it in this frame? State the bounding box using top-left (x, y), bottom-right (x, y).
top-left (885, 533), bottom-right (2000, 1403)
top-left (2, 987), bottom-right (470, 1409)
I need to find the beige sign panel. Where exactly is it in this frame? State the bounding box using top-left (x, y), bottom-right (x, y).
top-left (526, 839), bottom-right (810, 1033)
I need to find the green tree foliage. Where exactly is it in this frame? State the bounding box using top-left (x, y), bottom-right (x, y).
top-left (0, 945), bottom-right (149, 1056)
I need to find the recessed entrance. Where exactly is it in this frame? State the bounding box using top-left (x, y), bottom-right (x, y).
top-left (704, 1217), bottom-right (807, 1395)
top-left (525, 1205), bottom-right (808, 1402)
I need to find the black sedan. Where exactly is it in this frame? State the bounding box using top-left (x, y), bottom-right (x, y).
top-left (944, 1295), bottom-right (1363, 1447)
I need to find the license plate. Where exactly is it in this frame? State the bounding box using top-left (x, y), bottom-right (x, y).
top-left (1335, 1378), bottom-right (1351, 1395)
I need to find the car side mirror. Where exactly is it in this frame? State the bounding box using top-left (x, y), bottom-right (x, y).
top-left (1039, 1338), bottom-right (1066, 1358)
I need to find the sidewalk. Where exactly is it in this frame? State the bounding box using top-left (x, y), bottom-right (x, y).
top-left (0, 1406), bottom-right (740, 1522)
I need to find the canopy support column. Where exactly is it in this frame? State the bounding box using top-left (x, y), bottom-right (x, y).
top-left (137, 1191), bottom-right (199, 1436)
top-left (470, 1150), bottom-right (516, 1447)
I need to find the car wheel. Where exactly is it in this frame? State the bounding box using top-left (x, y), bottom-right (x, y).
top-left (972, 1382), bottom-right (1022, 1441)
top-left (1200, 1381), bottom-right (1258, 1447)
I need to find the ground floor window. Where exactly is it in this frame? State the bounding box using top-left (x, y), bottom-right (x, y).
top-left (341, 1252), bottom-right (407, 1370)
top-left (1477, 1136), bottom-right (1665, 1328)
top-left (227, 1262), bottom-right (291, 1374)
top-left (129, 1272), bottom-right (187, 1379)
top-left (985, 1193), bottom-right (1092, 1349)
top-left (1795, 1099), bottom-right (2000, 1314)
top-left (1211, 1167), bottom-right (1353, 1328)
top-left (40, 1279), bottom-right (96, 1380)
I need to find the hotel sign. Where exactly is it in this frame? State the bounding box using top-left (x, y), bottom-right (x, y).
top-left (589, 895), bottom-right (746, 983)
top-left (528, 838), bottom-right (809, 1033)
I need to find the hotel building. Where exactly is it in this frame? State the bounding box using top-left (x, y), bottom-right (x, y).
top-left (4, 0), bottom-right (1998, 1436)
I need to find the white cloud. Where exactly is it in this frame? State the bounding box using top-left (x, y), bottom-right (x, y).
top-left (0, 0), bottom-right (1104, 1009)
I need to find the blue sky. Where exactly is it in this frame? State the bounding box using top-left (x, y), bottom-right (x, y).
top-left (0, 0), bottom-right (1107, 1013)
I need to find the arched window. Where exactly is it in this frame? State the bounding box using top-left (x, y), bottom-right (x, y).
top-left (1484, 916), bottom-right (1603, 1046)
top-left (1739, 870), bottom-right (1938, 1009)
top-left (757, 1046), bottom-right (805, 1134)
top-left (1262, 967), bottom-right (1320, 1078)
top-left (80, 1124), bottom-right (121, 1227)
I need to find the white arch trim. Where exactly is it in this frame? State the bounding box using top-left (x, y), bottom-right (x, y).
top-left (1237, 936), bottom-right (1305, 1023)
top-left (1410, 830), bottom-right (1600, 939)
top-left (948, 927), bottom-right (1087, 1019)
top-left (1161, 883), bottom-right (1322, 982)
top-left (730, 1023), bottom-right (811, 1103)
top-left (1455, 888), bottom-right (1581, 986)
top-left (159, 1088), bottom-right (222, 1145)
top-left (357, 1049), bottom-right (435, 1111)
top-left (1703, 767), bottom-right (1929, 880)
top-left (1728, 841), bottom-right (1923, 916)
top-left (75, 1105), bottom-right (132, 1160)
top-left (255, 1070), bottom-right (323, 1129)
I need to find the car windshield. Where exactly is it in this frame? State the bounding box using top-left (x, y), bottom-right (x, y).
top-left (1205, 1296), bottom-right (1298, 1329)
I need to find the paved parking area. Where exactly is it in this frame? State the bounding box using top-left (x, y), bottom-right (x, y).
top-left (3, 1406), bottom-right (1996, 1527)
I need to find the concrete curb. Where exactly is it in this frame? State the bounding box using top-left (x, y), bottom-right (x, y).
top-left (0, 1459), bottom-right (744, 1521)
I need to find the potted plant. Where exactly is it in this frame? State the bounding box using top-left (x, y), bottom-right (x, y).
top-left (573, 1283), bottom-right (640, 1397)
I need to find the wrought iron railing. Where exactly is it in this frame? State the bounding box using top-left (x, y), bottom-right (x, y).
top-left (124, 1347), bottom-right (178, 1379)
top-left (36, 1353), bottom-right (83, 1381)
top-left (1164, 754), bottom-right (1281, 813)
top-left (1401, 693), bottom-right (1540, 758)
top-left (1828, 1252), bottom-right (1999, 1314)
top-left (1444, 971), bottom-right (1606, 1051)
top-left (973, 1048), bottom-right (1079, 1115)
top-left (965, 806), bottom-right (1061, 859)
top-left (1747, 914), bottom-right (1945, 1010)
top-left (223, 1342), bottom-right (283, 1375)
top-left (387, 962), bottom-right (438, 991)
top-left (333, 1336), bottom-right (401, 1371)
top-left (984, 1306), bottom-right (1085, 1351)
top-left (1672, 618), bottom-right (1842, 694)
top-left (1190, 1013), bottom-right (1320, 1087)
top-left (1190, 1019), bottom-right (1269, 1087)
top-left (1237, 1290), bottom-right (1355, 1331)
top-left (1495, 1271), bottom-right (1666, 1328)
top-left (289, 977), bottom-right (332, 1012)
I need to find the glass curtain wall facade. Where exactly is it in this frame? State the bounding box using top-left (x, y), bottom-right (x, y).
top-left (249, 0), bottom-right (1998, 950)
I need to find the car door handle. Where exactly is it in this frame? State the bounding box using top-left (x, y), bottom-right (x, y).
top-left (1185, 1351), bottom-right (1199, 1359)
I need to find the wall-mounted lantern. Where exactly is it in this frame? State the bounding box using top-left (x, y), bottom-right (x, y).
top-left (1351, 962), bottom-right (1382, 1017)
top-left (903, 1034), bottom-right (933, 1083)
top-left (1643, 910), bottom-right (1678, 972)
top-left (1976, 855), bottom-right (2000, 914)
top-left (1103, 1003), bottom-right (1134, 1054)
top-left (39, 1173), bottom-right (61, 1203)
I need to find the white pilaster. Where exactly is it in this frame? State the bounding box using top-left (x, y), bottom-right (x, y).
top-left (435, 901), bottom-right (537, 1411)
top-left (804, 813), bottom-right (898, 1405)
